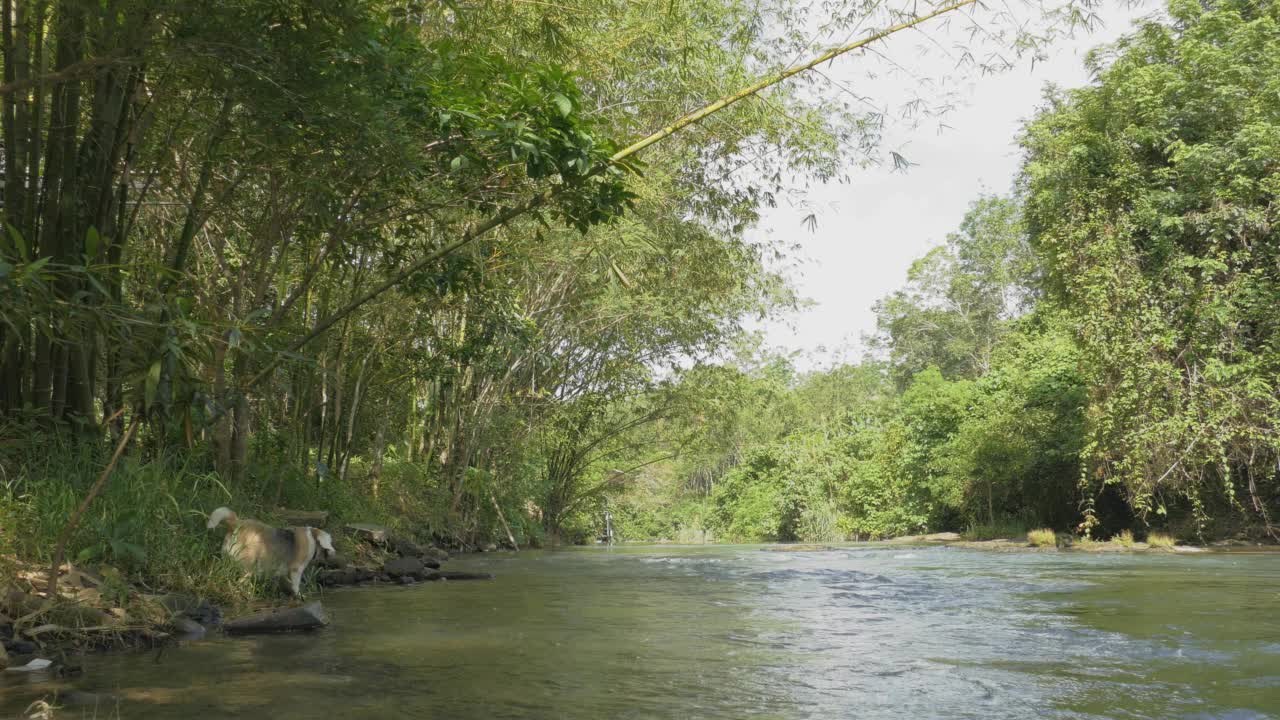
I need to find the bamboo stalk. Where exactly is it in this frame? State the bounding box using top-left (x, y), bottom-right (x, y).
top-left (231, 1), bottom-right (974, 400)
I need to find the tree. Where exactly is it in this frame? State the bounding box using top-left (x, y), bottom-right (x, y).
top-left (1022, 0), bottom-right (1280, 536)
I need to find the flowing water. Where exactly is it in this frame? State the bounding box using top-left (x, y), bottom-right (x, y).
top-left (4, 544), bottom-right (1280, 719)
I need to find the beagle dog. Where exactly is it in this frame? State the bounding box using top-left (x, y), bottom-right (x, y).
top-left (207, 507), bottom-right (335, 596)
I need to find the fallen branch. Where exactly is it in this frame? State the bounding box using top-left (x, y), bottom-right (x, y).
top-left (490, 490), bottom-right (520, 551)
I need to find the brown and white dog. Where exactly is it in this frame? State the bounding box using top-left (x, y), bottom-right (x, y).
top-left (207, 507), bottom-right (335, 596)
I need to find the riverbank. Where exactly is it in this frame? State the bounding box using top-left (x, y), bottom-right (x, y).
top-left (1, 520), bottom-right (493, 676)
top-left (754, 531), bottom-right (1280, 554)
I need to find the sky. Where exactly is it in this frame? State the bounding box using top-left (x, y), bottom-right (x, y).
top-left (751, 1), bottom-right (1156, 370)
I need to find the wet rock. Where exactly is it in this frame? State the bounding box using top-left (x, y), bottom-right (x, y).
top-left (224, 602), bottom-right (328, 635)
top-left (154, 594), bottom-right (221, 627)
top-left (4, 657), bottom-right (52, 673)
top-left (420, 546), bottom-right (450, 564)
top-left (388, 536), bottom-right (423, 557)
top-left (316, 552), bottom-right (347, 569)
top-left (5, 639), bottom-right (38, 655)
top-left (170, 617), bottom-right (206, 639)
top-left (397, 576), bottom-right (417, 586)
top-left (383, 557), bottom-right (425, 579)
top-left (318, 568), bottom-right (359, 587)
top-left (345, 523), bottom-right (391, 545)
top-left (0, 641), bottom-right (7, 669)
top-left (422, 558), bottom-right (441, 570)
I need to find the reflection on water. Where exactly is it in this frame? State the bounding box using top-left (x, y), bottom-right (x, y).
top-left (3, 545), bottom-right (1278, 719)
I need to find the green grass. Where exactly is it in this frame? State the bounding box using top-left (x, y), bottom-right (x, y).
top-left (1146, 532), bottom-right (1176, 549)
top-left (963, 518), bottom-right (1029, 541)
top-left (1027, 528), bottom-right (1057, 547)
top-left (0, 430), bottom-right (462, 610)
top-left (1113, 529), bottom-right (1136, 548)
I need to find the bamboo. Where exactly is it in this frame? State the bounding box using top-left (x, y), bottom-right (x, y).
top-left (229, 1), bottom-right (974, 400)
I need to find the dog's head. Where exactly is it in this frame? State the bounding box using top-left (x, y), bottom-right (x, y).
top-left (310, 528), bottom-right (336, 560)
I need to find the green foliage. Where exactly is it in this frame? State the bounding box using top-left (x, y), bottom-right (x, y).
top-left (1022, 0), bottom-right (1280, 533)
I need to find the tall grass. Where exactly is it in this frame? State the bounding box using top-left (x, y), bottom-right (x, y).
top-left (1113, 529), bottom-right (1136, 548)
top-left (1, 431), bottom-right (450, 608)
top-left (1027, 528), bottom-right (1057, 547)
top-left (1146, 532), bottom-right (1176, 549)
top-left (963, 517), bottom-right (1030, 541)
top-left (797, 500), bottom-right (845, 543)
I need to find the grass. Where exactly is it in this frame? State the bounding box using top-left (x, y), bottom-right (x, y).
top-left (963, 518), bottom-right (1029, 541)
top-left (0, 428), bottom-right (466, 610)
top-left (1113, 529), bottom-right (1136, 548)
top-left (1027, 528), bottom-right (1057, 547)
top-left (1072, 535), bottom-right (1099, 549)
top-left (1146, 532), bottom-right (1176, 549)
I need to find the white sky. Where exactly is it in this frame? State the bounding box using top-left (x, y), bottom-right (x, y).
top-left (751, 1), bottom-right (1155, 370)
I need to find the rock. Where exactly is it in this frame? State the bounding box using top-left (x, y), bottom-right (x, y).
top-left (318, 568), bottom-right (359, 587)
top-left (383, 557), bottom-right (425, 579)
top-left (422, 559), bottom-right (441, 570)
top-left (481, 543), bottom-right (498, 552)
top-left (277, 509), bottom-right (329, 527)
top-left (316, 552), bottom-right (347, 569)
top-left (5, 657), bottom-right (52, 673)
top-left (397, 576), bottom-right (417, 586)
top-left (4, 639), bottom-right (37, 655)
top-left (388, 536), bottom-right (423, 557)
top-left (154, 594), bottom-right (221, 627)
top-left (420, 546), bottom-right (450, 563)
top-left (0, 640), bottom-right (7, 669)
top-left (170, 617), bottom-right (206, 639)
top-left (345, 523), bottom-right (391, 545)
top-left (224, 602), bottom-right (328, 635)
top-left (435, 571), bottom-right (493, 581)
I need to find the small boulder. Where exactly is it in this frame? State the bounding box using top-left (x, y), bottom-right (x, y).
top-left (383, 557), bottom-right (425, 580)
top-left (4, 657), bottom-right (53, 673)
top-left (420, 546), bottom-right (450, 564)
top-left (316, 552), bottom-right (347, 569)
top-left (345, 523), bottom-right (391, 545)
top-left (224, 602), bottom-right (328, 635)
top-left (318, 568), bottom-right (359, 587)
top-left (5, 639), bottom-right (38, 655)
top-left (388, 536), bottom-right (423, 558)
top-left (170, 617), bottom-right (206, 639)
top-left (154, 594), bottom-right (221, 627)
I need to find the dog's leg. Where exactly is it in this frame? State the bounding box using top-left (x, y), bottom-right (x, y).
top-left (287, 565), bottom-right (304, 597)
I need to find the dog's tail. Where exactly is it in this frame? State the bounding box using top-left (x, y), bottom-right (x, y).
top-left (207, 506), bottom-right (239, 530)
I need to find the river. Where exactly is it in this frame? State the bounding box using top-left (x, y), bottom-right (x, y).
top-left (3, 544), bottom-right (1279, 719)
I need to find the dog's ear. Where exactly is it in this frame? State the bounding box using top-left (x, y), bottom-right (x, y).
top-left (311, 528), bottom-right (335, 555)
